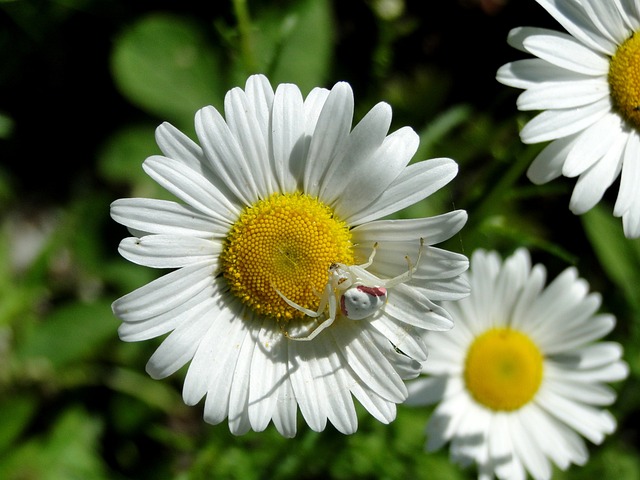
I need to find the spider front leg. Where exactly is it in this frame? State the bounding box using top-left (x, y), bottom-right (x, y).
top-left (283, 291), bottom-right (339, 341)
top-left (274, 281), bottom-right (338, 341)
top-left (383, 237), bottom-right (425, 288)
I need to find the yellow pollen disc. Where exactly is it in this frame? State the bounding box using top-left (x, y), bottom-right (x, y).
top-left (221, 192), bottom-right (354, 321)
top-left (609, 32), bottom-right (640, 130)
top-left (464, 328), bottom-right (543, 411)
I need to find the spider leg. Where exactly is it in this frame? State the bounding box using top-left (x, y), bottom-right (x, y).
top-left (286, 315), bottom-right (336, 341)
top-left (384, 237), bottom-right (425, 288)
top-left (274, 287), bottom-right (323, 318)
top-left (285, 287), bottom-right (339, 341)
top-left (357, 242), bottom-right (379, 269)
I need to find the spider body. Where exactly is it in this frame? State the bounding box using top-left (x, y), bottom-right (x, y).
top-left (277, 238), bottom-right (424, 341)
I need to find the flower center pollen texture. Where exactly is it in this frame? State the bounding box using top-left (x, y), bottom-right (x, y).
top-left (609, 31), bottom-right (640, 130)
top-left (221, 192), bottom-right (354, 321)
top-left (464, 328), bottom-right (543, 411)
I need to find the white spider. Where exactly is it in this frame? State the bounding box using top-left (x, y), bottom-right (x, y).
top-left (277, 238), bottom-right (424, 341)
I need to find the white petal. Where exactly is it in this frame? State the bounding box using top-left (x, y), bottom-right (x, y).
top-left (384, 284), bottom-right (454, 332)
top-left (405, 376), bottom-right (449, 406)
top-left (614, 131), bottom-right (640, 236)
top-left (303, 82), bottom-right (353, 196)
top-left (426, 392), bottom-right (470, 451)
top-left (332, 318), bottom-right (406, 403)
top-left (287, 339), bottom-right (328, 432)
top-left (522, 30), bottom-right (609, 75)
top-left (526, 134), bottom-right (578, 184)
top-left (110, 198), bottom-right (230, 238)
top-left (224, 87), bottom-right (273, 197)
top-left (369, 315), bottom-right (429, 361)
top-left (516, 78), bottom-right (608, 111)
top-left (569, 134), bottom-right (624, 214)
top-left (581, 0), bottom-right (629, 45)
top-left (333, 126), bottom-right (419, 219)
top-left (534, 0), bottom-right (617, 55)
top-left (489, 413), bottom-right (523, 480)
top-left (112, 262), bottom-right (216, 322)
top-left (271, 376), bottom-right (298, 438)
top-left (270, 83), bottom-right (305, 192)
top-left (155, 121), bottom-right (205, 171)
top-left (520, 403), bottom-right (588, 469)
top-left (143, 156), bottom-right (238, 223)
top-left (509, 413), bottom-right (552, 480)
top-left (202, 313), bottom-right (254, 426)
top-left (537, 389), bottom-right (616, 444)
top-left (347, 158), bottom-right (460, 225)
top-left (226, 322), bottom-right (257, 435)
top-left (310, 333), bottom-right (358, 434)
top-left (497, 58), bottom-right (587, 90)
top-left (244, 74), bottom-right (275, 148)
top-left (545, 314), bottom-right (616, 354)
top-left (520, 97), bottom-right (610, 144)
top-left (544, 378), bottom-right (618, 406)
top-left (563, 113), bottom-right (623, 177)
top-left (248, 320), bottom-right (287, 432)
top-left (181, 303), bottom-right (237, 405)
top-left (195, 106), bottom-right (260, 205)
top-left (349, 382), bottom-right (396, 424)
top-left (145, 299), bottom-right (214, 379)
top-left (118, 236), bottom-right (220, 269)
top-left (118, 286), bottom-right (217, 342)
top-left (352, 210), bottom-right (468, 246)
top-left (319, 102), bottom-right (392, 207)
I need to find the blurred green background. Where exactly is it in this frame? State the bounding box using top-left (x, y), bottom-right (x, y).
top-left (1, 0), bottom-right (639, 478)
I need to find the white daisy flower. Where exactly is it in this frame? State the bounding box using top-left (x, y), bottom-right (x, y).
top-left (407, 249), bottom-right (629, 480)
top-left (110, 74), bottom-right (469, 437)
top-left (496, 0), bottom-right (640, 238)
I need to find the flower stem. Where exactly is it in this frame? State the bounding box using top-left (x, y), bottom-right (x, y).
top-left (232, 0), bottom-right (258, 74)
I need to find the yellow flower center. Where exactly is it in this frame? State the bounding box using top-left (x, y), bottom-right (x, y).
top-left (609, 31), bottom-right (640, 130)
top-left (464, 328), bottom-right (543, 411)
top-left (221, 192), bottom-right (354, 321)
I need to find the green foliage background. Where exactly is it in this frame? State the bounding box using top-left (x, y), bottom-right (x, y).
top-left (1, 0), bottom-right (638, 478)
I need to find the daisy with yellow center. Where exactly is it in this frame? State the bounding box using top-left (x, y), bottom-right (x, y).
top-left (407, 249), bottom-right (628, 480)
top-left (110, 74), bottom-right (469, 437)
top-left (497, 0), bottom-right (640, 238)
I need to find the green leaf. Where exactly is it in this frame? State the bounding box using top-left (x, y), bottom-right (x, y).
top-left (0, 394), bottom-right (38, 454)
top-left (16, 300), bottom-right (116, 369)
top-left (0, 407), bottom-right (110, 480)
top-left (97, 124), bottom-right (158, 187)
top-left (582, 205), bottom-right (640, 312)
top-left (254, 0), bottom-right (333, 94)
top-left (111, 13), bottom-right (226, 128)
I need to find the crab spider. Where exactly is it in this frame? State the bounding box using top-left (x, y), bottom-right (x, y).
top-left (277, 238), bottom-right (424, 341)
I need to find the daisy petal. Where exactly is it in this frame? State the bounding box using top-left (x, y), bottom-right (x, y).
top-left (112, 263), bottom-right (216, 322)
top-left (110, 198), bottom-right (230, 238)
top-left (333, 126), bottom-right (419, 218)
top-left (319, 101), bottom-right (392, 206)
top-left (569, 135), bottom-right (624, 214)
top-left (224, 87), bottom-right (273, 196)
top-left (516, 78), bottom-right (608, 111)
top-left (303, 82), bottom-right (353, 196)
top-left (196, 105), bottom-right (261, 205)
top-left (562, 113), bottom-right (623, 177)
top-left (526, 134), bottom-right (579, 184)
top-left (270, 83), bottom-right (305, 192)
top-left (118, 235), bottom-right (220, 269)
top-left (520, 97), bottom-right (610, 144)
top-left (497, 58), bottom-right (586, 89)
top-left (347, 158), bottom-right (460, 225)
top-left (143, 156), bottom-right (238, 222)
top-left (534, 0), bottom-right (617, 55)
